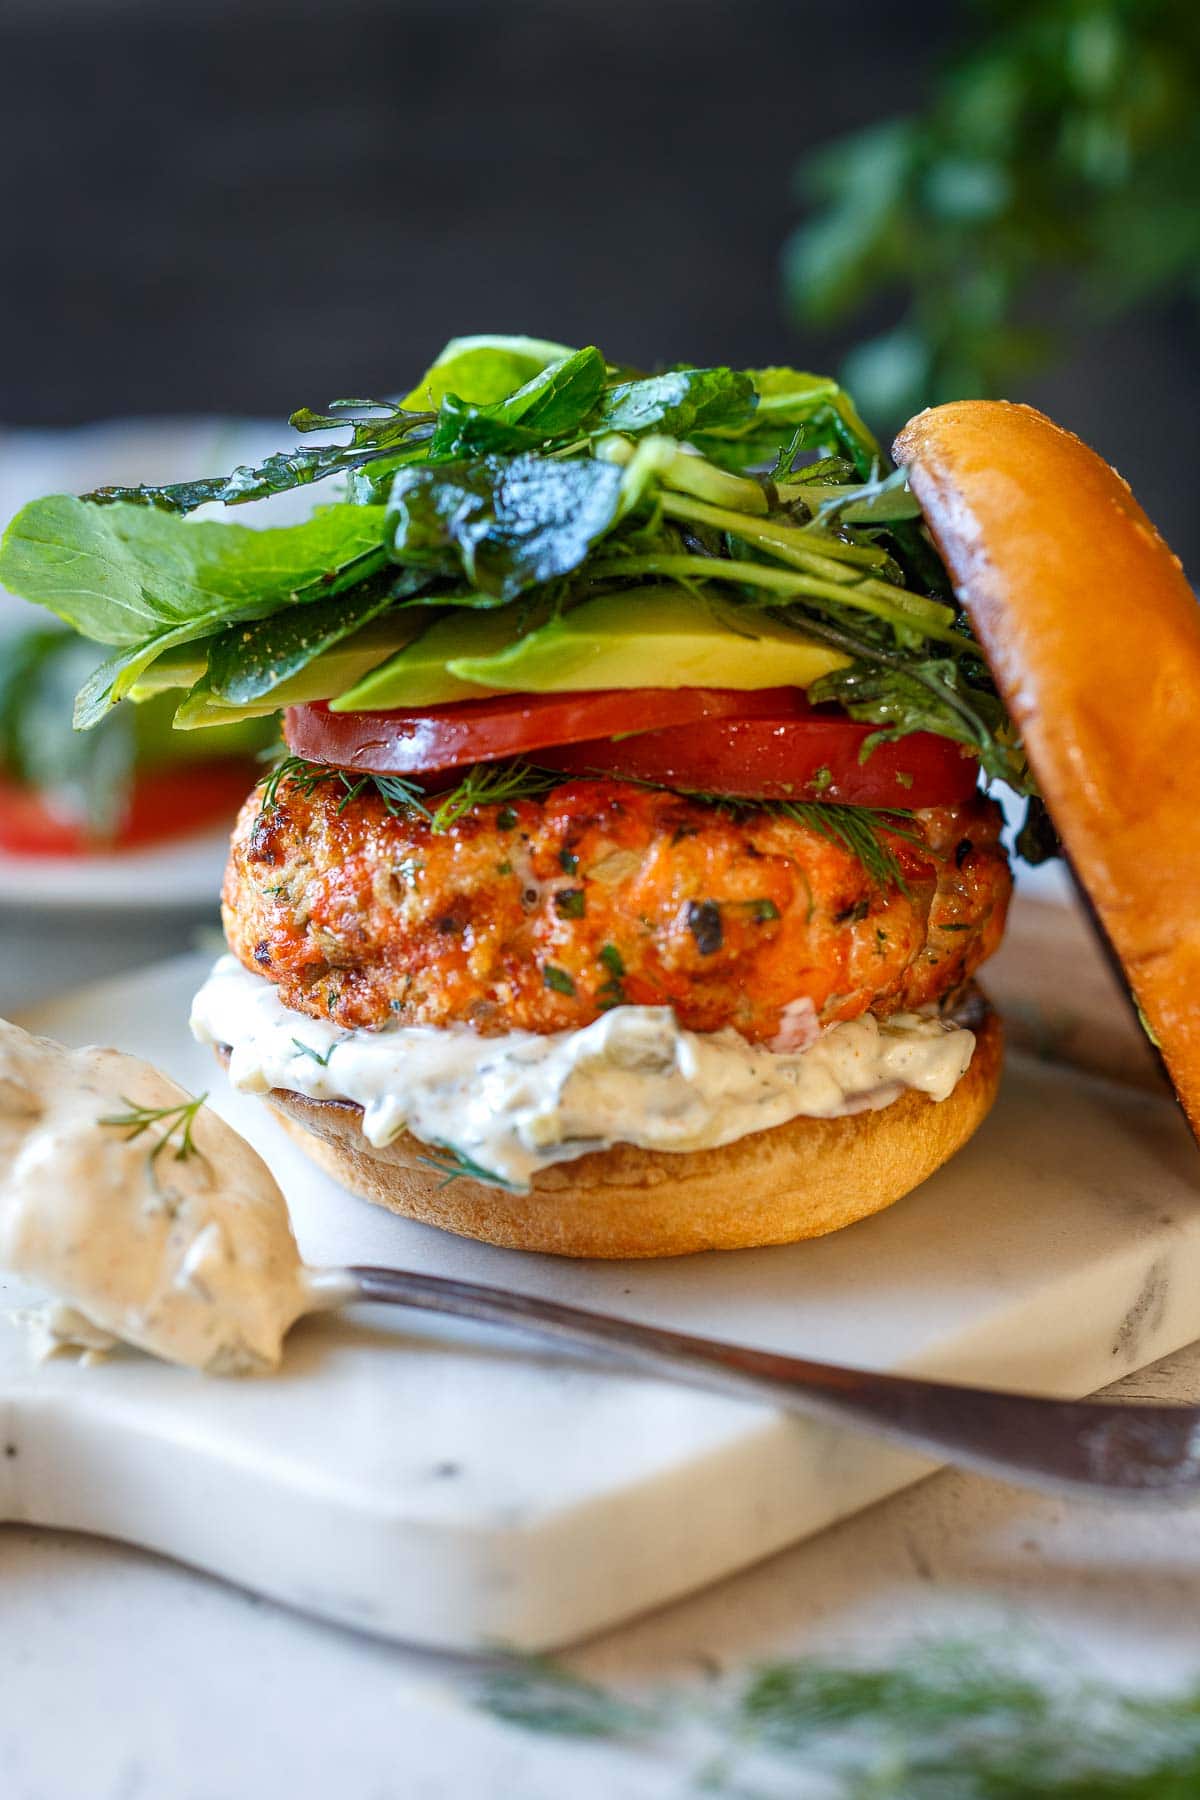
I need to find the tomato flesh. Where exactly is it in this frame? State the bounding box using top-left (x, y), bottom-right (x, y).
top-left (538, 716), bottom-right (978, 807)
top-left (284, 689), bottom-right (979, 811)
top-left (285, 689), bottom-right (802, 775)
top-left (0, 760), bottom-right (255, 858)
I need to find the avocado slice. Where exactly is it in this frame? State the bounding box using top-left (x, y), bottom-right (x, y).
top-left (330, 607), bottom-right (517, 712)
top-left (172, 616), bottom-right (423, 729)
top-left (447, 586), bottom-right (850, 692)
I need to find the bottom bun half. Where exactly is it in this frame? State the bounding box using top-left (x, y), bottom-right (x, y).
top-left (225, 992), bottom-right (1002, 1259)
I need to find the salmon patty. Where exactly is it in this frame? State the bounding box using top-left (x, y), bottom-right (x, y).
top-left (223, 774), bottom-right (1011, 1043)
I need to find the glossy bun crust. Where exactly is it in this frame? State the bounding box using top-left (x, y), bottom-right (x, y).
top-left (225, 999), bottom-right (1002, 1258)
top-left (895, 401), bottom-right (1200, 1139)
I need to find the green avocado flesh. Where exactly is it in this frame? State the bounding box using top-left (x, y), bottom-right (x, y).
top-left (169, 616), bottom-right (423, 729)
top-left (330, 607), bottom-right (518, 711)
top-left (446, 586), bottom-right (850, 694)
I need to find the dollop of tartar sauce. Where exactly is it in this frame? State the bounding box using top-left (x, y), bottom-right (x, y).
top-left (0, 1017), bottom-right (314, 1373)
top-left (191, 955), bottom-right (976, 1191)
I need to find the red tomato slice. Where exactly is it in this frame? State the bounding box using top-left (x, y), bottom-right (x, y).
top-left (538, 716), bottom-right (979, 807)
top-left (285, 689), bottom-right (804, 775)
top-left (286, 692), bottom-right (979, 809)
top-left (0, 761), bottom-right (255, 858)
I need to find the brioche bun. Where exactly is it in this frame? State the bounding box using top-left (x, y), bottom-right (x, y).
top-left (221, 998), bottom-right (1002, 1258)
top-left (895, 401), bottom-right (1200, 1137)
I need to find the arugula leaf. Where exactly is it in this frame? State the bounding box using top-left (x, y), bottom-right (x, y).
top-left (0, 498), bottom-right (389, 724)
top-left (429, 346), bottom-right (607, 458)
top-left (809, 654), bottom-right (1024, 787)
top-left (386, 454), bottom-right (624, 602)
top-left (82, 408), bottom-right (433, 516)
top-left (595, 366), bottom-right (756, 437)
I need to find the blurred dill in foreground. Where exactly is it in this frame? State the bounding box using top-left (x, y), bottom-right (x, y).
top-left (478, 1637), bottom-right (1200, 1795)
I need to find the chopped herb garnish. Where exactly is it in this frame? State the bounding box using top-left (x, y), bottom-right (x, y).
top-left (744, 897), bottom-right (781, 923)
top-left (543, 964), bottom-right (576, 996)
top-left (598, 943), bottom-right (626, 978)
top-left (559, 846), bottom-right (579, 874)
top-left (553, 887), bottom-right (586, 919)
top-left (290, 1038), bottom-right (337, 1067)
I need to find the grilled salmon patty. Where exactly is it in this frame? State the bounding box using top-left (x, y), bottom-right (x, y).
top-left (223, 775), bottom-right (1011, 1043)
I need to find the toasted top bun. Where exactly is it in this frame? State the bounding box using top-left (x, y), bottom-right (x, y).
top-left (895, 401), bottom-right (1200, 1136)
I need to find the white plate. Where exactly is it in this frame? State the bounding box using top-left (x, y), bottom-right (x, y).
top-left (0, 824), bottom-right (231, 911)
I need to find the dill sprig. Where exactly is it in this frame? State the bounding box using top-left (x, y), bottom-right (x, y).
top-left (256, 754), bottom-right (431, 823)
top-left (99, 1090), bottom-right (209, 1166)
top-left (769, 797), bottom-right (921, 894)
top-left (476, 1637), bottom-right (1200, 1794)
top-left (428, 761), bottom-right (562, 833)
top-left (258, 752), bottom-right (559, 835)
top-left (259, 752), bottom-right (920, 889)
top-left (416, 1144), bottom-right (522, 1193)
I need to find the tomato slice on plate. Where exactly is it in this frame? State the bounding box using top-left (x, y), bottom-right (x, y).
top-left (286, 691), bottom-right (979, 810)
top-left (0, 760), bottom-right (255, 858)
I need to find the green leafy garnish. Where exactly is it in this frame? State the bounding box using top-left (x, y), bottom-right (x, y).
top-left (476, 1636), bottom-right (1200, 1795)
top-left (426, 760), bottom-right (561, 833)
top-left (290, 1038), bottom-right (337, 1068)
top-left (99, 1089), bottom-right (209, 1173)
top-left (0, 499), bottom-right (387, 726)
top-left (784, 3), bottom-right (1200, 423)
top-left (0, 334), bottom-right (1034, 811)
top-left (416, 1145), bottom-right (521, 1192)
top-left (387, 453), bottom-right (624, 603)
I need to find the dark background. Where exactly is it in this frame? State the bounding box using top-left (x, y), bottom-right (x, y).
top-left (3, 0), bottom-right (1196, 562)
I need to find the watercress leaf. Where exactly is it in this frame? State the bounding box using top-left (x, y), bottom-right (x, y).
top-left (696, 368), bottom-right (882, 477)
top-left (386, 454), bottom-right (624, 601)
top-left (430, 346), bottom-right (607, 457)
top-left (595, 367), bottom-right (756, 437)
top-left (402, 335), bottom-right (580, 411)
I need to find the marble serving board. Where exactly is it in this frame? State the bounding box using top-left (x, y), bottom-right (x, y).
top-left (3, 928), bottom-right (1199, 1654)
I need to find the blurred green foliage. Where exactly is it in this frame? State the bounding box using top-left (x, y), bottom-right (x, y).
top-left (785, 0), bottom-right (1200, 421)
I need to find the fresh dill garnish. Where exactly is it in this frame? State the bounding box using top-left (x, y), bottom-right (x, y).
top-left (772, 798), bottom-right (920, 894)
top-left (475, 1637), bottom-right (1200, 1793)
top-left (256, 754), bottom-right (432, 824)
top-left (258, 753), bottom-right (918, 892)
top-left (99, 1090), bottom-right (209, 1168)
top-left (416, 1145), bottom-right (521, 1193)
top-left (290, 1037), bottom-right (337, 1067)
top-left (428, 760), bottom-right (562, 834)
top-left (619, 772), bottom-right (920, 892)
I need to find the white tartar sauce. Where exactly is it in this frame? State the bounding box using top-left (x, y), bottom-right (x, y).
top-left (191, 955), bottom-right (976, 1191)
top-left (0, 1017), bottom-right (314, 1373)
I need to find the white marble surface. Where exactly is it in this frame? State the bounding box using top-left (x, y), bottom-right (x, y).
top-left (3, 951), bottom-right (1200, 1674)
top-left (2, 897), bottom-right (1198, 1791)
